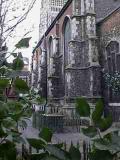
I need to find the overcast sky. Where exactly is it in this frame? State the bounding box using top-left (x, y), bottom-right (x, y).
top-left (7, 0), bottom-right (41, 65)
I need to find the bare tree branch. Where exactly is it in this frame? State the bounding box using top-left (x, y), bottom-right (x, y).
top-left (4, 0), bottom-right (36, 33)
top-left (0, 0), bottom-right (37, 47)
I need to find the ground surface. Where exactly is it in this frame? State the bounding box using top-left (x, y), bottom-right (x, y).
top-left (22, 118), bottom-right (88, 151)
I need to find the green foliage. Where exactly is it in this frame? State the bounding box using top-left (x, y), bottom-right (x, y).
top-left (0, 79), bottom-right (9, 89)
top-left (89, 149), bottom-right (113, 160)
top-left (0, 123), bottom-right (8, 138)
top-left (104, 71), bottom-right (120, 94)
top-left (14, 78), bottom-right (29, 93)
top-left (75, 97), bottom-right (120, 160)
top-left (46, 144), bottom-right (69, 160)
top-left (76, 97), bottom-right (90, 117)
top-left (30, 153), bottom-right (48, 160)
top-left (0, 39), bottom-right (41, 160)
top-left (69, 145), bottom-right (81, 160)
top-left (41, 156), bottom-right (60, 160)
top-left (97, 115), bottom-right (113, 132)
top-left (92, 99), bottom-right (104, 124)
top-left (0, 102), bottom-right (8, 119)
top-left (82, 126), bottom-right (97, 138)
top-left (2, 117), bottom-right (17, 129)
top-left (39, 127), bottom-right (53, 142)
top-left (27, 127), bottom-right (81, 160)
top-left (15, 37), bottom-right (31, 49)
top-left (0, 67), bottom-right (34, 160)
top-left (0, 66), bottom-right (10, 76)
top-left (6, 101), bottom-right (23, 113)
top-left (11, 53), bottom-right (18, 58)
top-left (12, 57), bottom-right (24, 70)
top-left (54, 143), bottom-right (64, 149)
top-left (36, 96), bottom-right (45, 105)
top-left (94, 134), bottom-right (120, 154)
top-left (0, 141), bottom-right (17, 160)
top-left (27, 138), bottom-right (46, 150)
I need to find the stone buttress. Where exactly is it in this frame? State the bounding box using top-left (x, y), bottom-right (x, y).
top-left (63, 0), bottom-right (102, 116)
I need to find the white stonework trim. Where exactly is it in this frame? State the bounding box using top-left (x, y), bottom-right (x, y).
top-left (85, 0), bottom-right (94, 13)
top-left (88, 39), bottom-right (92, 63)
top-left (81, 0), bottom-right (85, 15)
top-left (71, 18), bottom-right (78, 38)
top-left (109, 103), bottom-right (120, 107)
top-left (90, 71), bottom-right (93, 93)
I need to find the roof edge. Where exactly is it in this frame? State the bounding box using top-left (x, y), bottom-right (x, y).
top-left (97, 6), bottom-right (120, 24)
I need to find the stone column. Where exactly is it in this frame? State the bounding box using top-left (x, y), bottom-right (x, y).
top-left (47, 37), bottom-right (60, 101)
top-left (47, 36), bottom-right (63, 114)
top-left (84, 0), bottom-right (101, 98)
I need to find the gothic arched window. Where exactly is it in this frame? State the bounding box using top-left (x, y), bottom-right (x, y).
top-left (106, 41), bottom-right (120, 101)
top-left (49, 37), bottom-right (53, 58)
top-left (106, 41), bottom-right (119, 73)
top-left (63, 18), bottom-right (71, 66)
top-left (48, 37), bottom-right (54, 75)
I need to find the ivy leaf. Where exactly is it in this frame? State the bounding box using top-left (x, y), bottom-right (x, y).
top-left (75, 97), bottom-right (90, 117)
top-left (30, 153), bottom-right (48, 160)
top-left (82, 126), bottom-right (97, 138)
top-left (69, 145), bottom-right (81, 160)
top-left (6, 101), bottom-right (23, 114)
top-left (15, 37), bottom-right (31, 48)
top-left (42, 155), bottom-right (61, 160)
top-left (39, 127), bottom-right (53, 142)
top-left (14, 78), bottom-right (29, 93)
top-left (27, 138), bottom-right (46, 150)
top-left (0, 124), bottom-right (8, 138)
top-left (89, 149), bottom-right (113, 160)
top-left (12, 135), bottom-right (26, 144)
top-left (0, 94), bottom-right (6, 101)
top-left (11, 112), bottom-right (23, 122)
top-left (12, 57), bottom-right (24, 70)
top-left (36, 97), bottom-right (45, 105)
top-left (92, 99), bottom-right (104, 124)
top-left (5, 101), bottom-right (24, 121)
top-left (53, 143), bottom-right (64, 149)
top-left (0, 79), bottom-right (9, 89)
top-left (0, 66), bottom-right (9, 76)
top-left (0, 102), bottom-right (8, 119)
top-left (0, 141), bottom-right (17, 160)
top-left (98, 115), bottom-right (113, 132)
top-left (22, 107), bottom-right (32, 118)
top-left (103, 133), bottom-right (112, 142)
top-left (46, 144), bottom-right (69, 160)
top-left (11, 53), bottom-right (17, 57)
top-left (2, 117), bottom-right (16, 129)
top-left (94, 134), bottom-right (120, 154)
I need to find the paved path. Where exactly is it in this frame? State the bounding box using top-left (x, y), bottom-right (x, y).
top-left (22, 118), bottom-right (89, 151)
top-left (22, 118), bottom-right (39, 138)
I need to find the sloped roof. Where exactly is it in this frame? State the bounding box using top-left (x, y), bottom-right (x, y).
top-left (95, 0), bottom-right (120, 22)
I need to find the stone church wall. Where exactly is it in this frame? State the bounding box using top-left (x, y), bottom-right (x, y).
top-left (97, 8), bottom-right (120, 121)
top-left (32, 0), bottom-right (102, 117)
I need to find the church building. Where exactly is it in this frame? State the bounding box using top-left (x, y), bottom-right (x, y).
top-left (31, 0), bottom-right (120, 122)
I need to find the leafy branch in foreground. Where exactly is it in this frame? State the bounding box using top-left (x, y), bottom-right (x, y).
top-left (27, 127), bottom-right (81, 160)
top-left (0, 49), bottom-right (43, 160)
top-left (75, 97), bottom-right (120, 160)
